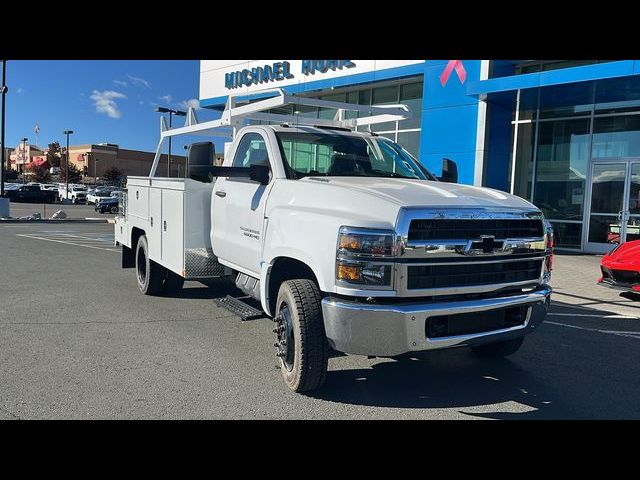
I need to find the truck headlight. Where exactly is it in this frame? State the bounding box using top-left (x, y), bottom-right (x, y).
top-left (336, 260), bottom-right (393, 286)
top-left (338, 227), bottom-right (395, 257)
top-left (336, 227), bottom-right (395, 288)
top-left (543, 219), bottom-right (554, 281)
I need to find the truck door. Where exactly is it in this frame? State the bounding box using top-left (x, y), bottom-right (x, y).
top-left (212, 131), bottom-right (273, 275)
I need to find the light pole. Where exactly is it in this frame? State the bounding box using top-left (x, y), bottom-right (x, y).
top-left (94, 157), bottom-right (99, 186)
top-left (155, 107), bottom-right (186, 177)
top-left (1, 60), bottom-right (7, 197)
top-left (63, 130), bottom-right (73, 201)
top-left (21, 137), bottom-right (28, 184)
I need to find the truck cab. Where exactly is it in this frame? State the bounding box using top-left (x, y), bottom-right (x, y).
top-left (114, 90), bottom-right (553, 393)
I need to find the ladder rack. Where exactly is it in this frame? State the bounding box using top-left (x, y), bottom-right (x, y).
top-left (149, 88), bottom-right (411, 177)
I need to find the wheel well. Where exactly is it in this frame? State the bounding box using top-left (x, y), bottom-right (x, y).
top-left (268, 257), bottom-right (318, 314)
top-left (131, 227), bottom-right (145, 251)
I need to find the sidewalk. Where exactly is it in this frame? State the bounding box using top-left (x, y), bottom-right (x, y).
top-left (551, 253), bottom-right (640, 319)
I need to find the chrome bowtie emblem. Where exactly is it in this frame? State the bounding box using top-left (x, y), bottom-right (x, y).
top-left (458, 235), bottom-right (502, 256)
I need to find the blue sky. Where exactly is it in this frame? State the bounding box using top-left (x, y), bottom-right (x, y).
top-left (4, 60), bottom-right (223, 155)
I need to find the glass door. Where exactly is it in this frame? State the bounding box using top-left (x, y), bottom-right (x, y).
top-left (585, 162), bottom-right (629, 253)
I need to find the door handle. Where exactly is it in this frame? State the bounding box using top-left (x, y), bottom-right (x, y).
top-left (215, 190), bottom-right (227, 198)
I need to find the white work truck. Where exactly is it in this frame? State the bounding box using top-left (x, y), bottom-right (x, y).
top-left (114, 90), bottom-right (553, 393)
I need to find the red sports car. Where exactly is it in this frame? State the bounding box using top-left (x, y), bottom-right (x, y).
top-left (599, 240), bottom-right (640, 292)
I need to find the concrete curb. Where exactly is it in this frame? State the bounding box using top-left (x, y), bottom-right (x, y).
top-left (0, 218), bottom-right (110, 224)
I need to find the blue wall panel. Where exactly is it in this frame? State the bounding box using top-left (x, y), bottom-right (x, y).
top-left (419, 60), bottom-right (482, 185)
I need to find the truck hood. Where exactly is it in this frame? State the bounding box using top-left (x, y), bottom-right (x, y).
top-left (303, 177), bottom-right (537, 210)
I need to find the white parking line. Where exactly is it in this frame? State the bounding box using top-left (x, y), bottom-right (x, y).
top-left (16, 233), bottom-right (118, 252)
top-left (546, 320), bottom-right (640, 340)
top-left (548, 312), bottom-right (639, 319)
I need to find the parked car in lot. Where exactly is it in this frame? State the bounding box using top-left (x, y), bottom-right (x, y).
top-left (95, 196), bottom-right (119, 214)
top-left (3, 184), bottom-right (57, 203)
top-left (599, 240), bottom-right (640, 293)
top-left (87, 189), bottom-right (112, 205)
top-left (58, 185), bottom-right (88, 204)
top-left (40, 184), bottom-right (59, 192)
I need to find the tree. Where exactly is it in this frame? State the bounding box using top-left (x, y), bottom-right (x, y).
top-left (31, 166), bottom-right (51, 183)
top-left (102, 166), bottom-right (124, 184)
top-left (46, 141), bottom-right (62, 168)
top-left (58, 162), bottom-right (82, 183)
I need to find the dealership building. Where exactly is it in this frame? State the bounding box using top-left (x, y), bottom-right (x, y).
top-left (199, 60), bottom-right (640, 253)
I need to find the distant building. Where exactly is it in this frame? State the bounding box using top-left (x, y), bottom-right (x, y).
top-left (64, 143), bottom-right (188, 181)
top-left (9, 143), bottom-right (45, 172)
top-left (9, 141), bottom-right (223, 180)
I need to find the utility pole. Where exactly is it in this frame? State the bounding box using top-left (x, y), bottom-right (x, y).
top-left (21, 137), bottom-right (28, 184)
top-left (0, 60), bottom-right (7, 197)
top-left (63, 130), bottom-right (73, 201)
top-left (155, 107), bottom-right (186, 177)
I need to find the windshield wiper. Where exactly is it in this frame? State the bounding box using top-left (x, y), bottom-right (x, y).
top-left (369, 169), bottom-right (416, 179)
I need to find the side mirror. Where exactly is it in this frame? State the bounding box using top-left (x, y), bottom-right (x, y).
top-left (249, 164), bottom-right (270, 185)
top-left (208, 164), bottom-right (270, 185)
top-left (187, 142), bottom-right (215, 182)
top-left (438, 158), bottom-right (458, 183)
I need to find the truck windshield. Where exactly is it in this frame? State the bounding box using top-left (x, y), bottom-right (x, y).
top-left (275, 131), bottom-right (437, 181)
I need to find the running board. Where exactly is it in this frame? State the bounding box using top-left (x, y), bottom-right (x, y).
top-left (215, 295), bottom-right (265, 321)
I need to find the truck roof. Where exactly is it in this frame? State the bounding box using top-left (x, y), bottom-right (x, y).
top-left (265, 124), bottom-right (380, 139)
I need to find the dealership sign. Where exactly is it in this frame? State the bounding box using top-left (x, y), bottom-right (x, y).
top-left (224, 60), bottom-right (357, 90)
top-left (200, 60), bottom-right (424, 102)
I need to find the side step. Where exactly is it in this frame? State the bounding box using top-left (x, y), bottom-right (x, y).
top-left (215, 295), bottom-right (265, 321)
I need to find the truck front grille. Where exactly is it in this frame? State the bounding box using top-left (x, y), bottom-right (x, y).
top-left (408, 219), bottom-right (543, 242)
top-left (407, 259), bottom-right (543, 290)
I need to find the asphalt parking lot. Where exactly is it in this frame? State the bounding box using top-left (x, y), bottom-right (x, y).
top-left (1, 222), bottom-right (639, 419)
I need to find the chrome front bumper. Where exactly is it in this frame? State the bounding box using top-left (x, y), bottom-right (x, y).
top-left (321, 285), bottom-right (551, 357)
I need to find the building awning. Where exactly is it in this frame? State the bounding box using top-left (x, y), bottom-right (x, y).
top-left (466, 60), bottom-right (640, 97)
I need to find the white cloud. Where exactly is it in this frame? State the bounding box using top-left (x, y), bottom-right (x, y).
top-left (113, 79), bottom-right (128, 87)
top-left (179, 98), bottom-right (201, 111)
top-left (16, 87), bottom-right (25, 95)
top-left (90, 90), bottom-right (127, 119)
top-left (127, 74), bottom-right (151, 89)
top-left (158, 94), bottom-right (173, 104)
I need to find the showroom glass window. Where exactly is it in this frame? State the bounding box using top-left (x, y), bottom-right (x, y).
top-left (254, 78), bottom-right (424, 159)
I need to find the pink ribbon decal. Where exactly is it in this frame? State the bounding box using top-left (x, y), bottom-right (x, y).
top-left (440, 60), bottom-right (467, 86)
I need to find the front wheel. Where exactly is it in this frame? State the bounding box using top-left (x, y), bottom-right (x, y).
top-left (471, 337), bottom-right (524, 357)
top-left (274, 279), bottom-right (328, 393)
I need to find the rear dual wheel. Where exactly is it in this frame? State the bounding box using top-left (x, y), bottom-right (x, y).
top-left (135, 235), bottom-right (184, 295)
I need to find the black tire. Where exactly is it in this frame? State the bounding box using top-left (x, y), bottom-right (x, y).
top-left (110, 205), bottom-right (118, 214)
top-left (471, 337), bottom-right (524, 357)
top-left (162, 269), bottom-right (184, 295)
top-left (274, 279), bottom-right (328, 393)
top-left (135, 235), bottom-right (163, 295)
